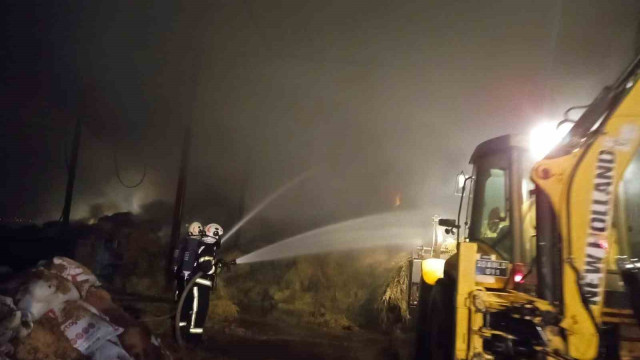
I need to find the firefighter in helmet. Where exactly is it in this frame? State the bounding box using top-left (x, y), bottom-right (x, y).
top-left (173, 222), bottom-right (223, 342)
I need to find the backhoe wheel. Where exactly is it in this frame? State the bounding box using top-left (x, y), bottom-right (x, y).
top-left (426, 277), bottom-right (455, 360)
top-left (414, 276), bottom-right (455, 360)
top-left (414, 278), bottom-right (432, 359)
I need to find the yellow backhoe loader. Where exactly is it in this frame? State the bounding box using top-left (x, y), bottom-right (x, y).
top-left (415, 54), bottom-right (640, 359)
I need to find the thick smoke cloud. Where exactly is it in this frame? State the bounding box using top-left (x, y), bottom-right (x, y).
top-left (1, 1), bottom-right (639, 243)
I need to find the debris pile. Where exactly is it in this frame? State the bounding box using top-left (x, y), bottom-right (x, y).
top-left (378, 257), bottom-right (411, 328)
top-left (222, 249), bottom-right (410, 331)
top-left (0, 257), bottom-right (168, 360)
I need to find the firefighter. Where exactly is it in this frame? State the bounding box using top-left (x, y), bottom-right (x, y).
top-left (173, 222), bottom-right (203, 298)
top-left (174, 222), bottom-right (223, 343)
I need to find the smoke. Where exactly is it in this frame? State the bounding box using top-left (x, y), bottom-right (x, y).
top-left (221, 169), bottom-right (315, 243)
top-left (2, 1), bottom-right (639, 243)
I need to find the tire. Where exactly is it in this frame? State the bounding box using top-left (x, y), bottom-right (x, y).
top-left (414, 276), bottom-right (455, 360)
top-left (428, 277), bottom-right (455, 360)
top-left (414, 279), bottom-right (432, 359)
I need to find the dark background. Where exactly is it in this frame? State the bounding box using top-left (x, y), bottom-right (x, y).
top-left (1, 0), bottom-right (639, 245)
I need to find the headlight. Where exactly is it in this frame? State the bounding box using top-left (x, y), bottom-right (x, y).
top-left (529, 121), bottom-right (572, 160)
top-left (422, 258), bottom-right (446, 285)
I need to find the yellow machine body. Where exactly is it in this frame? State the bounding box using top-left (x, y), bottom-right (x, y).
top-left (532, 82), bottom-right (640, 358)
top-left (446, 58), bottom-right (640, 359)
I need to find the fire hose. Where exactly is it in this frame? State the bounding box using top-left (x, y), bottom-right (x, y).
top-left (174, 271), bottom-right (205, 347)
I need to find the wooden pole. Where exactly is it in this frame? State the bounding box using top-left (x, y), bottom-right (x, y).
top-left (167, 125), bottom-right (192, 283)
top-left (61, 117), bottom-right (82, 258)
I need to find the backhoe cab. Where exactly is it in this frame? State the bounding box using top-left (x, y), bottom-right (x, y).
top-left (416, 54), bottom-right (640, 360)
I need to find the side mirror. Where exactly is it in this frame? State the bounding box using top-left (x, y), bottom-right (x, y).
top-left (438, 218), bottom-right (457, 228)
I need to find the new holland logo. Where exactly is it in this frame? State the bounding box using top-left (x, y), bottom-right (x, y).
top-left (581, 149), bottom-right (615, 306)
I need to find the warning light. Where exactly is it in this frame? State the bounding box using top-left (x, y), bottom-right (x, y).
top-left (512, 263), bottom-right (525, 284)
top-left (514, 272), bottom-right (524, 283)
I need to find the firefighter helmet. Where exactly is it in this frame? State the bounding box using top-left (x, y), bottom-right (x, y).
top-left (205, 223), bottom-right (223, 239)
top-left (188, 222), bottom-right (203, 236)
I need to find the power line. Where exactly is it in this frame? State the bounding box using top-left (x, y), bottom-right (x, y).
top-left (113, 149), bottom-right (147, 188)
top-left (62, 124), bottom-right (148, 189)
top-left (82, 123), bottom-right (148, 189)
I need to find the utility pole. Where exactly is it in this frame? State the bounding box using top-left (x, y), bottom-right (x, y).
top-left (167, 125), bottom-right (192, 283)
top-left (60, 117), bottom-right (82, 258)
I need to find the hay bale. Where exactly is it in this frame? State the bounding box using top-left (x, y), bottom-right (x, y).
top-left (207, 299), bottom-right (239, 323)
top-left (206, 279), bottom-right (239, 325)
top-left (378, 257), bottom-right (411, 328)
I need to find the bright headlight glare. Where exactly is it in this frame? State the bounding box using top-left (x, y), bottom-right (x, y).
top-left (529, 121), bottom-right (570, 160)
top-left (422, 258), bottom-right (445, 285)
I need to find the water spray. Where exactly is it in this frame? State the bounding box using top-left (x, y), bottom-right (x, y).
top-left (220, 169), bottom-right (314, 244)
top-left (235, 211), bottom-right (426, 264)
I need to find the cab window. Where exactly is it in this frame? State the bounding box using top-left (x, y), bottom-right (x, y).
top-left (469, 152), bottom-right (512, 260)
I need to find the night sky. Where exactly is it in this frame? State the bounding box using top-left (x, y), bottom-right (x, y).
top-left (1, 1), bottom-right (639, 240)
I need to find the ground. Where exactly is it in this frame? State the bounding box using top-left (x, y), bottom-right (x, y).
top-left (120, 295), bottom-right (414, 360)
top-left (159, 316), bottom-right (414, 360)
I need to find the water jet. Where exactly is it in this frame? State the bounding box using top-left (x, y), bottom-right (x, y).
top-left (236, 211), bottom-right (426, 264)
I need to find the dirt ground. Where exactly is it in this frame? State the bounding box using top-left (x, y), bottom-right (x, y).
top-left (161, 316), bottom-right (414, 360)
top-left (125, 299), bottom-right (414, 360)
